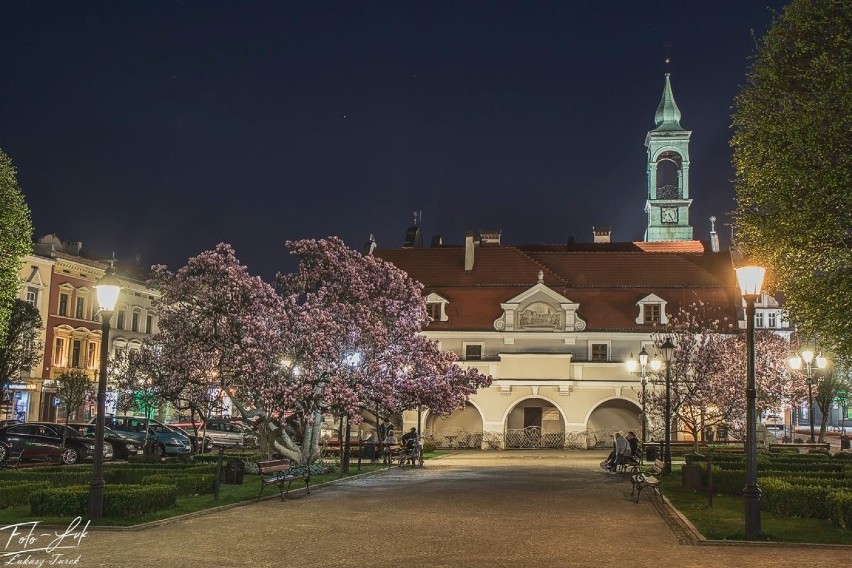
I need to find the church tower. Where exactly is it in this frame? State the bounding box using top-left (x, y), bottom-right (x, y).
top-left (644, 73), bottom-right (693, 242)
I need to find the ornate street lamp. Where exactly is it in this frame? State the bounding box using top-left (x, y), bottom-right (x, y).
top-left (735, 264), bottom-right (766, 540)
top-left (788, 349), bottom-right (828, 443)
top-left (88, 265), bottom-right (122, 520)
top-left (659, 338), bottom-right (676, 475)
top-left (626, 346), bottom-right (661, 448)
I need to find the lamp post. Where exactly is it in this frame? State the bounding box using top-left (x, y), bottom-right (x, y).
top-left (659, 338), bottom-right (676, 475)
top-left (788, 349), bottom-right (828, 443)
top-left (340, 351), bottom-right (363, 474)
top-left (88, 265), bottom-right (122, 520)
top-left (735, 264), bottom-right (766, 540)
top-left (626, 347), bottom-right (662, 447)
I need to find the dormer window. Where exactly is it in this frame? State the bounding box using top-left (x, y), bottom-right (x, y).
top-left (644, 304), bottom-right (660, 324)
top-left (636, 294), bottom-right (669, 325)
top-left (425, 292), bottom-right (449, 323)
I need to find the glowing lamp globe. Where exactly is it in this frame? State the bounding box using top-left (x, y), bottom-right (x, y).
top-left (735, 266), bottom-right (765, 298)
top-left (94, 269), bottom-right (122, 312)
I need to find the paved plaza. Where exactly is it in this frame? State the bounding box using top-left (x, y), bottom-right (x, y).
top-left (69, 451), bottom-right (848, 567)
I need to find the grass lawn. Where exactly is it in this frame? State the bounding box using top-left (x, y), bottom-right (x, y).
top-left (0, 455), bottom-right (441, 528)
top-left (659, 469), bottom-right (852, 544)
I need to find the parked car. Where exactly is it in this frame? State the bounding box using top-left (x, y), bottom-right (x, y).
top-left (763, 414), bottom-right (785, 432)
top-left (0, 419), bottom-right (22, 428)
top-left (0, 422), bottom-right (99, 465)
top-left (170, 419), bottom-right (258, 450)
top-left (68, 422), bottom-right (143, 460)
top-left (91, 416), bottom-right (192, 456)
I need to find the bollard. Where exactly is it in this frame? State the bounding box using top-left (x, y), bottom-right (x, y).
top-left (214, 446), bottom-right (224, 500)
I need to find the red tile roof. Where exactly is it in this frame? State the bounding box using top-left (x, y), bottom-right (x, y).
top-left (374, 242), bottom-right (739, 332)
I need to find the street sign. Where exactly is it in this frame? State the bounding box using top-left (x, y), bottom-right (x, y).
top-left (52, 396), bottom-right (61, 407)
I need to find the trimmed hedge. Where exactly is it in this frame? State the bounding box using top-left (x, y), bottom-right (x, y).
top-left (142, 473), bottom-right (215, 497)
top-left (30, 484), bottom-right (177, 518)
top-left (761, 478), bottom-right (833, 519)
top-left (0, 481), bottom-right (50, 508)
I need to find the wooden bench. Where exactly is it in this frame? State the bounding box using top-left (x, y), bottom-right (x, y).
top-left (256, 459), bottom-right (311, 501)
top-left (631, 459), bottom-right (664, 503)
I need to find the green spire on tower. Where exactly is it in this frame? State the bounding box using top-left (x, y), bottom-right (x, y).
top-left (653, 73), bottom-right (683, 131)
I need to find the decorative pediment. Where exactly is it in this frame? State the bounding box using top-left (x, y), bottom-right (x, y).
top-left (25, 266), bottom-right (45, 287)
top-left (425, 292), bottom-right (450, 322)
top-left (493, 283), bottom-right (586, 332)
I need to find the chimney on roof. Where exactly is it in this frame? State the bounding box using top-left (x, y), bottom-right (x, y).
top-left (709, 216), bottom-right (720, 253)
top-left (402, 211), bottom-right (422, 248)
top-left (464, 231), bottom-right (475, 271)
top-left (593, 226), bottom-right (611, 244)
top-left (430, 235), bottom-right (442, 248)
top-left (363, 234), bottom-right (377, 255)
top-left (478, 229), bottom-right (501, 245)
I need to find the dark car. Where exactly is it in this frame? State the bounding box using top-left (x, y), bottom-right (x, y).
top-left (0, 422), bottom-right (97, 465)
top-left (91, 416), bottom-right (192, 456)
top-left (68, 423), bottom-right (143, 460)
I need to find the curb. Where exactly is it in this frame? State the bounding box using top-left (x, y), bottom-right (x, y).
top-left (657, 492), bottom-right (852, 549)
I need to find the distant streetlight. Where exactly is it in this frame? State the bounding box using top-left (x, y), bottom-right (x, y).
top-left (735, 264), bottom-right (766, 540)
top-left (788, 349), bottom-right (828, 443)
top-left (88, 265), bottom-right (122, 520)
top-left (626, 346), bottom-right (661, 447)
top-left (659, 338), bottom-right (676, 475)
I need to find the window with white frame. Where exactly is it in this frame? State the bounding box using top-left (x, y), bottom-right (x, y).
top-left (53, 337), bottom-right (66, 366)
top-left (463, 343), bottom-right (483, 361)
top-left (116, 308), bottom-right (126, 330)
top-left (75, 297), bottom-right (85, 319)
top-left (146, 313), bottom-right (154, 334)
top-left (635, 294), bottom-right (669, 325)
top-left (71, 339), bottom-right (82, 368)
top-left (768, 312), bottom-right (777, 328)
top-left (131, 309), bottom-right (141, 332)
top-left (425, 292), bottom-right (450, 323)
top-left (86, 342), bottom-right (98, 369)
top-left (25, 287), bottom-right (39, 306)
top-left (590, 343), bottom-right (609, 362)
top-left (58, 293), bottom-right (70, 317)
top-left (755, 311), bottom-right (764, 328)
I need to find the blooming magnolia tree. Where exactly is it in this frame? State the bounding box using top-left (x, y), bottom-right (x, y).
top-left (646, 300), bottom-right (799, 448)
top-left (148, 238), bottom-right (489, 466)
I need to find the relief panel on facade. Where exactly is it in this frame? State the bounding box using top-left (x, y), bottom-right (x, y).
top-left (519, 302), bottom-right (560, 329)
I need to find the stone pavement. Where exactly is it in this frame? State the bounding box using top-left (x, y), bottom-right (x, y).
top-left (65, 451), bottom-right (848, 567)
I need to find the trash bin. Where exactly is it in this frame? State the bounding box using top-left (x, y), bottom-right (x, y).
top-left (842, 436), bottom-right (850, 450)
top-left (224, 459), bottom-right (245, 484)
top-left (645, 445), bottom-right (657, 461)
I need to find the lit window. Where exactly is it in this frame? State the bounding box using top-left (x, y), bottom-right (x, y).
top-left (53, 337), bottom-right (66, 366)
top-left (591, 344), bottom-right (609, 362)
top-left (87, 342), bottom-right (97, 369)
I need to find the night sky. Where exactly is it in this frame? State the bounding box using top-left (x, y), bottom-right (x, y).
top-left (0, 1), bottom-right (786, 280)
